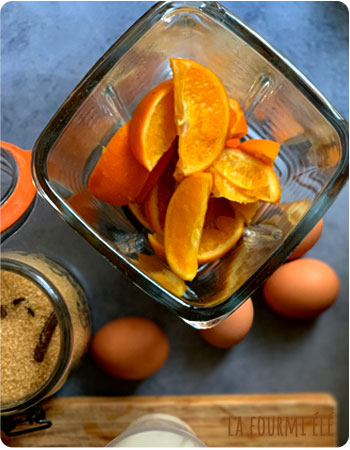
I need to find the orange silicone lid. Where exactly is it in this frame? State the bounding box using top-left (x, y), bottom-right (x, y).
top-left (1, 141), bottom-right (36, 234)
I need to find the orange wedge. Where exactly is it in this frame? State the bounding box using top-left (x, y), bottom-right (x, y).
top-left (164, 172), bottom-right (212, 281)
top-left (148, 233), bottom-right (166, 260)
top-left (137, 254), bottom-right (187, 297)
top-left (198, 199), bottom-right (244, 264)
top-left (230, 201), bottom-right (260, 225)
top-left (213, 148), bottom-right (273, 190)
top-left (148, 199), bottom-right (244, 265)
top-left (170, 58), bottom-right (230, 176)
top-left (129, 79), bottom-right (177, 171)
top-left (128, 203), bottom-right (152, 230)
top-left (227, 98), bottom-right (248, 139)
top-left (144, 160), bottom-right (175, 234)
top-left (210, 148), bottom-right (281, 204)
top-left (88, 121), bottom-right (149, 206)
top-left (225, 138), bottom-right (240, 149)
top-left (209, 167), bottom-right (259, 204)
top-left (235, 178), bottom-right (281, 204)
top-left (238, 139), bottom-right (280, 165)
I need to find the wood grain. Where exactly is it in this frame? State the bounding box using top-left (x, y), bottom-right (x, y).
top-left (2, 393), bottom-right (337, 447)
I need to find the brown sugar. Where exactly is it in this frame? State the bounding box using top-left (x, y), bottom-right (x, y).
top-left (1, 270), bottom-right (61, 405)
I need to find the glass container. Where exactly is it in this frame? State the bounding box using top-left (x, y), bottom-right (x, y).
top-left (1, 251), bottom-right (91, 434)
top-left (32, 1), bottom-right (348, 328)
top-left (107, 413), bottom-right (205, 447)
top-left (1, 142), bottom-right (91, 434)
top-left (1, 142), bottom-right (36, 242)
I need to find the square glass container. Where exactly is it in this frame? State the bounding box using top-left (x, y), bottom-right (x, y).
top-left (32, 1), bottom-right (348, 328)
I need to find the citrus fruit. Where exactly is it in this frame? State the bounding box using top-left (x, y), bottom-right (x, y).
top-left (210, 167), bottom-right (259, 203)
top-left (238, 139), bottom-right (280, 165)
top-left (213, 148), bottom-right (272, 189)
top-left (210, 164), bottom-right (262, 203)
top-left (128, 203), bottom-right (152, 230)
top-left (148, 233), bottom-right (166, 260)
top-left (148, 199), bottom-right (244, 265)
top-left (225, 138), bottom-right (240, 149)
top-left (230, 201), bottom-right (260, 225)
top-left (88, 121), bottom-right (149, 206)
top-left (198, 199), bottom-right (244, 264)
top-left (144, 159), bottom-right (175, 234)
top-left (227, 98), bottom-right (248, 139)
top-left (164, 172), bottom-right (212, 281)
top-left (211, 148), bottom-right (281, 204)
top-left (170, 58), bottom-right (230, 176)
top-left (234, 178), bottom-right (281, 204)
top-left (137, 254), bottom-right (187, 297)
top-left (129, 79), bottom-right (177, 171)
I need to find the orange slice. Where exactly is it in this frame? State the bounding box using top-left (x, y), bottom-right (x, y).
top-left (164, 172), bottom-right (212, 281)
top-left (129, 79), bottom-right (177, 171)
top-left (230, 201), bottom-right (260, 225)
top-left (148, 199), bottom-right (244, 265)
top-left (137, 254), bottom-right (187, 297)
top-left (170, 58), bottom-right (230, 176)
top-left (238, 139), bottom-right (280, 165)
top-left (209, 167), bottom-right (259, 204)
top-left (198, 199), bottom-right (244, 264)
top-left (210, 148), bottom-right (281, 204)
top-left (144, 159), bottom-right (175, 234)
top-left (225, 138), bottom-right (240, 149)
top-left (148, 233), bottom-right (166, 260)
top-left (227, 98), bottom-right (248, 139)
top-left (88, 121), bottom-right (149, 206)
top-left (235, 177), bottom-right (281, 204)
top-left (213, 148), bottom-right (273, 190)
top-left (128, 203), bottom-right (152, 230)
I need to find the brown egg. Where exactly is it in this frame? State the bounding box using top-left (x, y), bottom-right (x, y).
top-left (288, 219), bottom-right (323, 260)
top-left (91, 317), bottom-right (169, 380)
top-left (200, 298), bottom-right (254, 348)
top-left (263, 258), bottom-right (339, 319)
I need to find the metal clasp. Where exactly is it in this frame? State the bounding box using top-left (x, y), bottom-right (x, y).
top-left (1, 405), bottom-right (52, 436)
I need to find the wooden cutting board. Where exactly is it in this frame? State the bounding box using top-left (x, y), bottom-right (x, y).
top-left (2, 393), bottom-right (337, 447)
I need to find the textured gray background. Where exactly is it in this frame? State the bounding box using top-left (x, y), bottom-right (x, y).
top-left (1, 1), bottom-right (349, 445)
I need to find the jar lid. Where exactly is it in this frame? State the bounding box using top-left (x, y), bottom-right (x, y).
top-left (1, 141), bottom-right (36, 241)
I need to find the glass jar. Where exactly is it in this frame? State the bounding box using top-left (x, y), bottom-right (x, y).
top-left (107, 413), bottom-right (205, 447)
top-left (1, 142), bottom-right (36, 242)
top-left (1, 142), bottom-right (91, 435)
top-left (1, 251), bottom-right (91, 434)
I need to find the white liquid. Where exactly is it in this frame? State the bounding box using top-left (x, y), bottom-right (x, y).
top-left (106, 414), bottom-right (204, 447)
top-left (110, 430), bottom-right (200, 447)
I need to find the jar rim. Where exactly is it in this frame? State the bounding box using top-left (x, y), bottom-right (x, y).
top-left (0, 256), bottom-right (73, 415)
top-left (0, 148), bottom-right (18, 206)
top-left (0, 142), bottom-right (36, 243)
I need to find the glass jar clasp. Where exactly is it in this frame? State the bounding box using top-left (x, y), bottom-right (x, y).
top-left (1, 405), bottom-right (52, 436)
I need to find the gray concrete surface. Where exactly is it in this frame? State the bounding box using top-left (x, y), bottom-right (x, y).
top-left (1, 1), bottom-right (349, 445)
